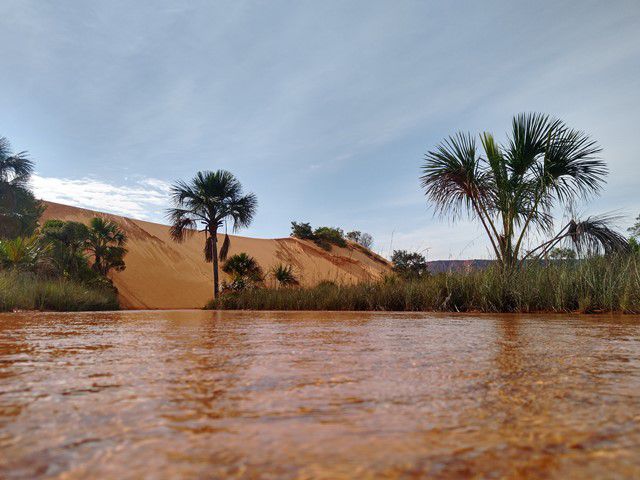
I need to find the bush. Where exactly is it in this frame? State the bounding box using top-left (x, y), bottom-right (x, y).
top-left (270, 263), bottom-right (299, 287)
top-left (313, 226), bottom-right (346, 250)
top-left (221, 253), bottom-right (263, 291)
top-left (290, 222), bottom-right (314, 240)
top-left (290, 221), bottom-right (347, 251)
top-left (391, 250), bottom-right (429, 279)
top-left (0, 269), bottom-right (119, 312)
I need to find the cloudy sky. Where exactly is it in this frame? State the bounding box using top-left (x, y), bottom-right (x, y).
top-left (1, 1), bottom-right (639, 259)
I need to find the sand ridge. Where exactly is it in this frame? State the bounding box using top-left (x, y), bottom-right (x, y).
top-left (41, 201), bottom-right (392, 309)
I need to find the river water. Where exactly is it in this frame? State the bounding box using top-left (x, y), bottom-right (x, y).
top-left (0, 310), bottom-right (639, 479)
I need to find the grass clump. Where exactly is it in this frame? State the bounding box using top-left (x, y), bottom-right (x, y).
top-left (0, 270), bottom-right (119, 312)
top-left (209, 253), bottom-right (640, 313)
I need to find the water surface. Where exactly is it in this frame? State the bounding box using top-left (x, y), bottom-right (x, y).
top-left (1, 310), bottom-right (639, 479)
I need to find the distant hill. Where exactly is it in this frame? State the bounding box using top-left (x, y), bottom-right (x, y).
top-left (426, 259), bottom-right (493, 273)
top-left (41, 202), bottom-right (392, 309)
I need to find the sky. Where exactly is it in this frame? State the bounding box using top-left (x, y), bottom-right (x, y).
top-left (1, 1), bottom-right (639, 260)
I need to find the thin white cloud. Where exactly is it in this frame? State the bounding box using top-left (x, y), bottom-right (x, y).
top-left (31, 174), bottom-right (171, 222)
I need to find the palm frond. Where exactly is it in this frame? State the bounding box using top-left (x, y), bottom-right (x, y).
top-left (219, 233), bottom-right (230, 261)
top-left (420, 132), bottom-right (491, 219)
top-left (567, 214), bottom-right (629, 255)
top-left (167, 208), bottom-right (198, 242)
top-left (543, 126), bottom-right (605, 201)
top-left (204, 235), bottom-right (214, 263)
top-left (229, 193), bottom-right (258, 230)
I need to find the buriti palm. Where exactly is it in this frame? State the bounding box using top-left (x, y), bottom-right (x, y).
top-left (420, 113), bottom-right (628, 270)
top-left (167, 170), bottom-right (258, 299)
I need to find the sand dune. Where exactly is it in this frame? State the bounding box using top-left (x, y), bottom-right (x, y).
top-left (41, 202), bottom-right (392, 309)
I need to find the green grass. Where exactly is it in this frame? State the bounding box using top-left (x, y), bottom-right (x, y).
top-left (210, 254), bottom-right (640, 313)
top-left (0, 270), bottom-right (119, 312)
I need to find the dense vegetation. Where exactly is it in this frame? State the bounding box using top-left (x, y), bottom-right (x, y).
top-left (0, 270), bottom-right (119, 312)
top-left (0, 136), bottom-right (126, 311)
top-left (211, 253), bottom-right (640, 313)
top-left (290, 222), bottom-right (374, 251)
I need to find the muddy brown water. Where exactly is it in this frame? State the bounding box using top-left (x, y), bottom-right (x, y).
top-left (0, 311), bottom-right (639, 479)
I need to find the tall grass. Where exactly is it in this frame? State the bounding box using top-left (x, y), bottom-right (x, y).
top-left (210, 254), bottom-right (640, 313)
top-left (0, 270), bottom-right (119, 312)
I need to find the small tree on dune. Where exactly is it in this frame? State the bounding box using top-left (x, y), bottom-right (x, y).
top-left (167, 170), bottom-right (257, 299)
top-left (346, 230), bottom-right (374, 249)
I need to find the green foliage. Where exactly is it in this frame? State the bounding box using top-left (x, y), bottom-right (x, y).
top-left (0, 136), bottom-right (44, 239)
top-left (629, 214), bottom-right (640, 238)
top-left (86, 217), bottom-right (128, 277)
top-left (391, 250), bottom-right (429, 279)
top-left (420, 113), bottom-right (626, 269)
top-left (211, 253), bottom-right (640, 313)
top-left (313, 226), bottom-right (346, 250)
top-left (167, 170), bottom-right (257, 299)
top-left (346, 231), bottom-right (374, 249)
top-left (0, 235), bottom-right (49, 271)
top-left (290, 221), bottom-right (314, 240)
top-left (270, 263), bottom-right (299, 287)
top-left (549, 247), bottom-right (577, 260)
top-left (290, 221), bottom-right (347, 250)
top-left (222, 252), bottom-right (263, 291)
top-left (630, 237), bottom-right (640, 254)
top-left (40, 219), bottom-right (92, 278)
top-left (0, 269), bottom-right (118, 312)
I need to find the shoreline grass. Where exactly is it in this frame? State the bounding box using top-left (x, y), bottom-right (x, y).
top-left (210, 254), bottom-right (640, 314)
top-left (0, 270), bottom-right (119, 312)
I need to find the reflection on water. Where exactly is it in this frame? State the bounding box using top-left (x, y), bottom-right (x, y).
top-left (1, 311), bottom-right (639, 479)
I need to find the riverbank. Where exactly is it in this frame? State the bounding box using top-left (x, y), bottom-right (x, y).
top-left (211, 254), bottom-right (640, 313)
top-left (0, 270), bottom-right (119, 312)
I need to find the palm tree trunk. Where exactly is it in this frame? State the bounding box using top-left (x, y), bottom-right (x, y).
top-left (211, 229), bottom-right (219, 299)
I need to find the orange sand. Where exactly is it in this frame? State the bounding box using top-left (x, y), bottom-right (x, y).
top-left (41, 202), bottom-right (392, 309)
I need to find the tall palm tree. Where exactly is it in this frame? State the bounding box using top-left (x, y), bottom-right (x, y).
top-left (85, 217), bottom-right (128, 276)
top-left (420, 113), bottom-right (626, 270)
top-left (167, 170), bottom-right (258, 299)
top-left (0, 136), bottom-right (43, 239)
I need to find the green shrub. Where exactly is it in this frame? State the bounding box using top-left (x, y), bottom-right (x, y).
top-left (270, 263), bottom-right (299, 287)
top-left (0, 269), bottom-right (119, 312)
top-left (313, 227), bottom-right (346, 250)
top-left (290, 221), bottom-right (347, 251)
top-left (290, 221), bottom-right (314, 240)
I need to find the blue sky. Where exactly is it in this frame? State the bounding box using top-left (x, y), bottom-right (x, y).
top-left (1, 1), bottom-right (639, 259)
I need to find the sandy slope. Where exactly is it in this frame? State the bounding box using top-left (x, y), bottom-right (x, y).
top-left (41, 202), bottom-right (392, 309)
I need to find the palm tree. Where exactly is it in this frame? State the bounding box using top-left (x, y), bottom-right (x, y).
top-left (167, 170), bottom-right (258, 299)
top-left (85, 217), bottom-right (128, 276)
top-left (270, 263), bottom-right (299, 287)
top-left (420, 113), bottom-right (627, 270)
top-left (40, 219), bottom-right (91, 278)
top-left (0, 235), bottom-right (49, 270)
top-left (222, 252), bottom-right (264, 290)
top-left (0, 136), bottom-right (43, 239)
